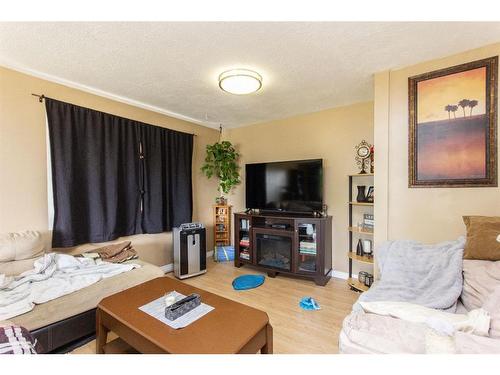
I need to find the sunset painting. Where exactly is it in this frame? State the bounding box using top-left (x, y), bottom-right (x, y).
top-left (409, 57), bottom-right (497, 187)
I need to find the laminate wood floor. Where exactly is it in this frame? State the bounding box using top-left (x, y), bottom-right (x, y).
top-left (71, 260), bottom-right (359, 354)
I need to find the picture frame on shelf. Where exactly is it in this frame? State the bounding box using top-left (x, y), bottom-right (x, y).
top-left (362, 239), bottom-right (373, 257)
top-left (365, 186), bottom-right (374, 203)
top-left (362, 213), bottom-right (374, 232)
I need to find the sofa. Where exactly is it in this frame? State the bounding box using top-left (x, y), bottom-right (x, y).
top-left (339, 259), bottom-right (500, 354)
top-left (0, 231), bottom-right (164, 353)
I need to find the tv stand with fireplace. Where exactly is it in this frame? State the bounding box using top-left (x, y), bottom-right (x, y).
top-left (234, 212), bottom-right (332, 286)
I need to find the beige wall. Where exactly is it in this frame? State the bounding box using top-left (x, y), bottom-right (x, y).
top-left (0, 66), bottom-right (219, 267)
top-left (226, 102), bottom-right (374, 275)
top-left (374, 42), bottom-right (500, 245)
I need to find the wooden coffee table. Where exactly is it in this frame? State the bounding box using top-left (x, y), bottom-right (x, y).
top-left (96, 277), bottom-right (273, 354)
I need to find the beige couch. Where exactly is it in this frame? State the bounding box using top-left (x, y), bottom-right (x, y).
top-left (1, 231), bottom-right (165, 352)
top-left (10, 259), bottom-right (164, 332)
top-left (339, 259), bottom-right (500, 354)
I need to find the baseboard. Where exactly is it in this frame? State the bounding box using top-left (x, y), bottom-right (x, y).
top-left (160, 263), bottom-right (174, 274)
top-left (332, 270), bottom-right (356, 280)
top-left (160, 250), bottom-right (214, 274)
top-left (161, 260), bottom-right (355, 281)
top-left (162, 260), bottom-right (357, 282)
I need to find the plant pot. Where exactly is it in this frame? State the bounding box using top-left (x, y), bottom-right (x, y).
top-left (216, 196), bottom-right (227, 205)
top-left (356, 186), bottom-right (366, 202)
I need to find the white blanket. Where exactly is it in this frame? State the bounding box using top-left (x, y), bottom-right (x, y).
top-left (359, 301), bottom-right (490, 337)
top-left (0, 253), bottom-right (140, 320)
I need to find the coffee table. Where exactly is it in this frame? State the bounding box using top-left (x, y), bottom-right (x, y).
top-left (96, 277), bottom-right (273, 354)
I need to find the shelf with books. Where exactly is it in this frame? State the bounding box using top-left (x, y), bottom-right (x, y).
top-left (214, 205), bottom-right (232, 247)
top-left (236, 216), bottom-right (251, 262)
top-left (348, 173), bottom-right (375, 292)
top-left (297, 223), bottom-right (318, 270)
top-left (297, 224), bottom-right (318, 273)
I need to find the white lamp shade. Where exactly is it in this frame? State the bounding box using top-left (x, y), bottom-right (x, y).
top-left (219, 69), bottom-right (262, 95)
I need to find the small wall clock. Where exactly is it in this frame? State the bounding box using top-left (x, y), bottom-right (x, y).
top-left (355, 140), bottom-right (372, 174)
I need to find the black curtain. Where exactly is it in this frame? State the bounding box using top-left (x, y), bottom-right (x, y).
top-left (140, 124), bottom-right (193, 233)
top-left (46, 98), bottom-right (193, 247)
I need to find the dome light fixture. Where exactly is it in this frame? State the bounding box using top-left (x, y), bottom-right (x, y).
top-left (218, 69), bottom-right (262, 95)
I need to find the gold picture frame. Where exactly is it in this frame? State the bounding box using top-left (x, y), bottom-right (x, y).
top-left (408, 56), bottom-right (498, 188)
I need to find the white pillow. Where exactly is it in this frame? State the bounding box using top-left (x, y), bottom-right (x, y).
top-left (461, 259), bottom-right (500, 338)
top-left (461, 259), bottom-right (500, 311)
top-left (482, 286), bottom-right (500, 338)
top-left (0, 230), bottom-right (45, 262)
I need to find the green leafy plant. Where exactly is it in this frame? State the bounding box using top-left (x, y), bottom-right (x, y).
top-left (201, 140), bottom-right (241, 196)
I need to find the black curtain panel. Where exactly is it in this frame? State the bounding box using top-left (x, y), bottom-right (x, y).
top-left (140, 124), bottom-right (193, 233)
top-left (46, 98), bottom-right (194, 248)
top-left (46, 99), bottom-right (143, 247)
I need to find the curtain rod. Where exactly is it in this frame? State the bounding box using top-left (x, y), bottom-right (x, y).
top-left (32, 93), bottom-right (45, 102)
top-left (31, 93), bottom-right (197, 136)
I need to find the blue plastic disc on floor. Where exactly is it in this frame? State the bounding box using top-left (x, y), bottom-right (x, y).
top-left (232, 275), bottom-right (265, 290)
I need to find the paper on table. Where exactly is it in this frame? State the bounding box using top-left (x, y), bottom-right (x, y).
top-left (139, 291), bottom-right (214, 329)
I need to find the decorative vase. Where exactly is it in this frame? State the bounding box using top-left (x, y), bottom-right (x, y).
top-left (356, 239), bottom-right (363, 256)
top-left (364, 273), bottom-right (374, 287)
top-left (216, 196), bottom-right (227, 205)
top-left (358, 271), bottom-right (368, 284)
top-left (356, 186), bottom-right (366, 202)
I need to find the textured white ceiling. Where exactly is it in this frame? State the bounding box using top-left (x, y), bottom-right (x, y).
top-left (1, 22), bottom-right (500, 128)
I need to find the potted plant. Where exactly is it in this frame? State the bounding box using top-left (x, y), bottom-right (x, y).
top-left (201, 140), bottom-right (240, 204)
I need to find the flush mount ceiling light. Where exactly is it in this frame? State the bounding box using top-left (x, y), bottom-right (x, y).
top-left (218, 69), bottom-right (262, 95)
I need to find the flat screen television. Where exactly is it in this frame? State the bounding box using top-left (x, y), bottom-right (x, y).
top-left (245, 159), bottom-right (323, 213)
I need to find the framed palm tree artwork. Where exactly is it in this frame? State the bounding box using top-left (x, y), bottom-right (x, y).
top-left (408, 56), bottom-right (498, 188)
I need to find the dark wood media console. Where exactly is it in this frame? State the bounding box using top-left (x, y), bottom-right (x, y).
top-left (234, 212), bottom-right (332, 286)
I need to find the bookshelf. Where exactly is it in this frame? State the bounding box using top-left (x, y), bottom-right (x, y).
top-left (213, 205), bottom-right (232, 248)
top-left (348, 174), bottom-right (374, 292)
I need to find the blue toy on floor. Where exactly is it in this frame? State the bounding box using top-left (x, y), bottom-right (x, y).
top-left (299, 297), bottom-right (321, 310)
top-left (232, 275), bottom-right (265, 290)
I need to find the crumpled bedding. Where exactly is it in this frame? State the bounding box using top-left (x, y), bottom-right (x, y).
top-left (0, 252), bottom-right (140, 320)
top-left (81, 241), bottom-right (138, 263)
top-left (340, 310), bottom-right (427, 354)
top-left (340, 310), bottom-right (500, 354)
top-left (358, 301), bottom-right (490, 337)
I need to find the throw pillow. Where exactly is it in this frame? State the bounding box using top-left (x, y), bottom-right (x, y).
top-left (461, 259), bottom-right (500, 311)
top-left (482, 286), bottom-right (500, 338)
top-left (0, 230), bottom-right (45, 262)
top-left (0, 323), bottom-right (41, 354)
top-left (463, 216), bottom-right (500, 260)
